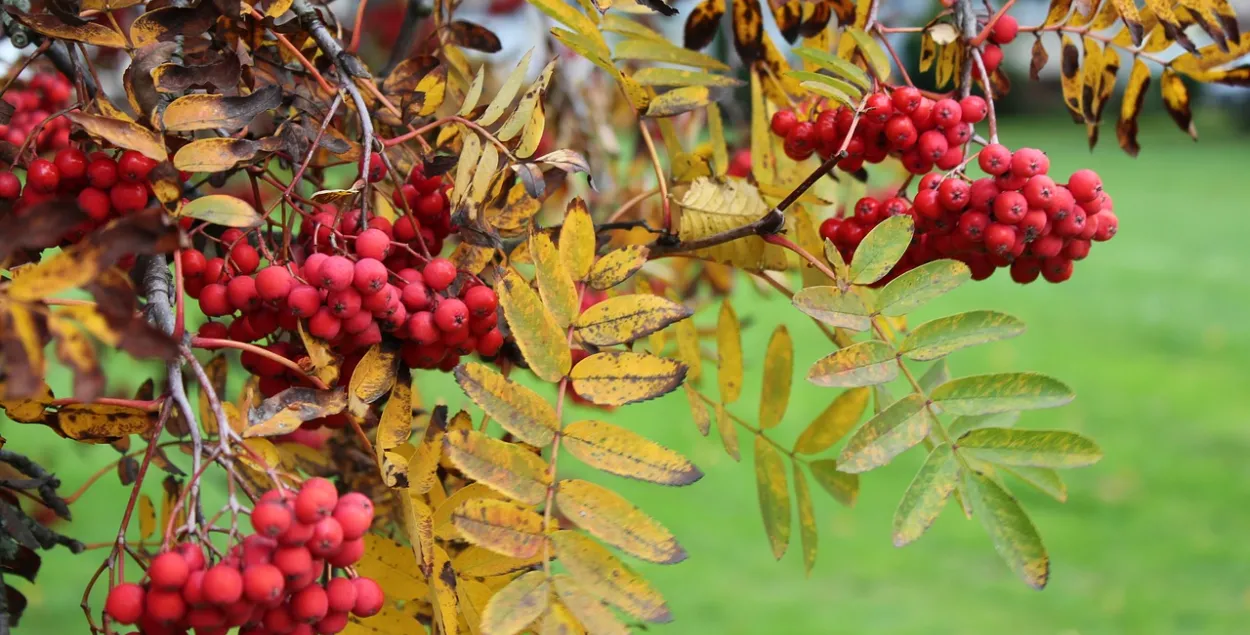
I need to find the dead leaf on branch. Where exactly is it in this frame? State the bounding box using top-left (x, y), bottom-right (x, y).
top-left (160, 85), bottom-right (283, 133)
top-left (58, 404), bottom-right (154, 441)
top-left (244, 387), bottom-right (347, 438)
top-left (676, 177), bottom-right (791, 271)
top-left (447, 20), bottom-right (503, 53)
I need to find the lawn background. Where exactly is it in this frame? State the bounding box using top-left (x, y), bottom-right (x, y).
top-left (5, 114), bottom-right (1250, 634)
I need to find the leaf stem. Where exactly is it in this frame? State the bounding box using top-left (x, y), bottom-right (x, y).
top-left (637, 121), bottom-right (672, 232)
top-left (190, 336), bottom-right (329, 390)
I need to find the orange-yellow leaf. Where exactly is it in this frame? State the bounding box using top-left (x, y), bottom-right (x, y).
top-left (560, 198), bottom-right (596, 281)
top-left (498, 269), bottom-right (571, 383)
top-left (716, 402), bottom-right (740, 461)
top-left (58, 404), bottom-right (153, 440)
top-left (434, 483), bottom-right (508, 540)
top-left (793, 387), bottom-right (871, 454)
top-left (452, 498), bottom-right (546, 558)
top-left (550, 531), bottom-right (671, 623)
top-left (759, 325), bottom-right (793, 429)
top-left (348, 342), bottom-right (399, 417)
top-left (443, 429), bottom-right (552, 504)
top-left (532, 231), bottom-right (580, 327)
top-left (8, 242), bottom-right (106, 301)
top-left (66, 112), bottom-right (166, 161)
top-left (569, 352), bottom-right (687, 407)
top-left (173, 137), bottom-right (263, 173)
top-left (375, 373), bottom-right (413, 453)
top-left (454, 362), bottom-right (558, 446)
top-left (561, 419), bottom-right (702, 486)
top-left (176, 195), bottom-right (261, 228)
top-left (161, 87), bottom-right (282, 133)
top-left (685, 383), bottom-right (711, 435)
top-left (556, 479), bottom-right (685, 564)
top-left (574, 294), bottom-right (692, 347)
top-left (482, 571), bottom-right (550, 635)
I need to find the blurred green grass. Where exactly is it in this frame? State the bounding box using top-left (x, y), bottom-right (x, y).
top-left (6, 114), bottom-right (1250, 634)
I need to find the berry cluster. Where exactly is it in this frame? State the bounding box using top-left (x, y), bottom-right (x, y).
top-left (0, 71), bottom-right (74, 153)
top-left (0, 147), bottom-right (158, 235)
top-left (819, 145), bottom-right (1119, 284)
top-left (104, 479), bottom-right (382, 635)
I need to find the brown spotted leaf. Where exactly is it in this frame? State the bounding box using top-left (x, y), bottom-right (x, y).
top-left (587, 245), bottom-right (649, 290)
top-left (570, 352), bottom-right (687, 407)
top-left (498, 268), bottom-right (570, 383)
top-left (443, 429), bottom-right (552, 504)
top-left (59, 404), bottom-right (153, 440)
top-left (684, 0), bottom-right (725, 50)
top-left (454, 362), bottom-right (558, 447)
top-left (562, 419), bottom-right (702, 486)
top-left (574, 295), bottom-right (692, 347)
top-left (161, 86), bottom-right (282, 133)
top-left (451, 498), bottom-right (545, 558)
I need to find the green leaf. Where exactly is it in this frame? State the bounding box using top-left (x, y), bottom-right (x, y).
top-left (808, 459), bottom-right (858, 507)
top-left (999, 465), bottom-right (1068, 502)
top-left (917, 359), bottom-right (950, 394)
top-left (791, 286), bottom-right (871, 331)
top-left (956, 428), bottom-right (1102, 469)
top-left (837, 394), bottom-right (931, 473)
top-left (931, 373), bottom-right (1075, 415)
top-left (799, 80), bottom-right (855, 108)
top-left (792, 46), bottom-right (871, 90)
top-left (784, 70), bottom-right (864, 100)
top-left (822, 238), bottom-right (850, 283)
top-left (964, 470), bottom-right (1049, 589)
top-left (900, 311), bottom-right (1026, 361)
top-left (849, 215), bottom-right (914, 285)
top-left (948, 411), bottom-right (1020, 437)
top-left (875, 259), bottom-right (971, 317)
top-left (893, 444), bottom-right (958, 547)
top-left (633, 67), bottom-right (745, 88)
top-left (807, 340), bottom-right (897, 388)
top-left (872, 383), bottom-right (893, 415)
top-left (847, 27), bottom-right (892, 81)
top-left (759, 326), bottom-right (793, 430)
top-left (754, 436), bottom-right (792, 560)
top-left (793, 464), bottom-right (818, 575)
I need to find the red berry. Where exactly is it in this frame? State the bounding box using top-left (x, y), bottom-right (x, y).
top-left (177, 542), bottom-right (207, 571)
top-left (279, 517), bottom-right (316, 547)
top-left (27, 158), bottom-right (60, 193)
top-left (77, 187), bottom-right (111, 222)
top-left (326, 287), bottom-right (362, 318)
top-left (1055, 207), bottom-right (1087, 236)
top-left (959, 96), bottom-right (988, 124)
top-left (957, 210), bottom-right (989, 241)
top-left (944, 122), bottom-right (973, 146)
top-left (354, 228), bottom-right (391, 260)
top-left (295, 483), bottom-right (338, 524)
top-left (883, 114), bottom-right (918, 150)
top-left (459, 286), bottom-right (497, 320)
top-left (0, 171), bottom-right (19, 198)
top-left (891, 87), bottom-right (922, 113)
top-left (1041, 257), bottom-right (1073, 283)
top-left (365, 153), bottom-right (386, 183)
top-left (110, 181), bottom-right (148, 213)
top-left (1065, 238), bottom-right (1091, 260)
top-left (186, 606), bottom-right (226, 629)
top-left (150, 551), bottom-right (191, 591)
top-left (864, 92), bottom-right (894, 125)
top-left (401, 280), bottom-right (431, 312)
top-left (984, 223), bottom-right (1016, 255)
top-left (415, 192), bottom-right (446, 220)
top-left (981, 45), bottom-right (1004, 73)
top-left (252, 501), bottom-right (293, 538)
top-left (230, 243), bottom-right (260, 275)
top-left (362, 284), bottom-right (399, 314)
top-left (916, 130), bottom-right (948, 162)
top-left (352, 258), bottom-right (388, 294)
top-left (434, 298), bottom-right (469, 332)
top-left (308, 308), bottom-right (342, 340)
top-left (200, 283), bottom-right (232, 317)
top-left (198, 321), bottom-right (228, 339)
top-left (991, 14), bottom-right (1019, 45)
top-left (935, 146), bottom-right (965, 171)
top-left (146, 589), bottom-right (187, 624)
top-left (912, 189), bottom-right (942, 220)
top-left (1010, 258), bottom-right (1041, 284)
top-left (317, 256), bottom-right (355, 291)
top-left (54, 147), bottom-right (87, 182)
top-left (1093, 211), bottom-right (1118, 241)
top-left (343, 310), bottom-right (375, 335)
top-left (770, 110), bottom-right (798, 137)
top-left (118, 150), bottom-right (156, 183)
top-left (286, 284), bottom-right (322, 317)
top-left (256, 266), bottom-right (294, 302)
top-left (993, 191), bottom-right (1028, 224)
top-left (1019, 210), bottom-right (1049, 241)
top-left (292, 585), bottom-right (329, 623)
top-left (932, 98), bottom-right (962, 128)
top-left (477, 328), bottom-right (505, 357)
top-left (978, 143), bottom-right (1012, 176)
top-left (423, 258), bottom-right (456, 291)
top-left (265, 605), bottom-right (298, 633)
top-left (1067, 169), bottom-right (1103, 201)
top-left (783, 122), bottom-right (816, 160)
top-left (332, 493), bottom-right (374, 540)
top-left (87, 157), bottom-right (119, 189)
top-left (273, 545), bottom-right (314, 582)
top-left (309, 517), bottom-right (344, 558)
top-left (326, 577), bottom-right (357, 613)
top-left (937, 179), bottom-right (970, 211)
top-left (351, 578), bottom-right (385, 617)
top-left (105, 583), bottom-right (146, 624)
top-left (227, 275), bottom-right (260, 312)
top-left (202, 565), bottom-right (244, 605)
top-left (1022, 175), bottom-right (1058, 210)
top-left (243, 564), bottom-right (286, 604)
top-left (968, 178), bottom-right (999, 209)
top-left (1010, 148), bottom-right (1049, 178)
top-left (406, 311), bottom-right (439, 345)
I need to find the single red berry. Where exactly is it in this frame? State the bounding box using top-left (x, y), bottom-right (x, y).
top-left (936, 146), bottom-right (965, 171)
top-left (118, 150), bottom-right (156, 183)
top-left (853, 197), bottom-right (881, 223)
top-left (317, 256), bottom-right (355, 291)
top-left (87, 157), bottom-right (119, 189)
top-left (891, 86), bottom-right (922, 114)
top-left (199, 283), bottom-right (232, 317)
top-left (1041, 256), bottom-right (1073, 283)
top-left (957, 210), bottom-right (989, 241)
top-left (332, 493), bottom-right (374, 540)
top-left (993, 191), bottom-right (1028, 224)
top-left (256, 266), bottom-right (294, 302)
top-left (477, 328), bottom-right (505, 357)
top-left (984, 223), bottom-right (1016, 255)
top-left (1020, 210), bottom-right (1049, 241)
top-left (1031, 234), bottom-right (1064, 258)
top-left (54, 147), bottom-right (87, 182)
top-left (415, 192), bottom-right (446, 221)
top-left (326, 287), bottom-right (362, 318)
top-left (325, 578), bottom-right (357, 614)
top-left (1065, 238), bottom-right (1091, 260)
top-left (912, 189), bottom-right (943, 220)
top-left (105, 583), bottom-right (146, 624)
top-left (286, 284), bottom-right (322, 318)
top-left (981, 45), bottom-right (1004, 73)
top-left (27, 158), bottom-right (60, 193)
top-left (77, 187), bottom-right (111, 222)
top-left (279, 517), bottom-right (316, 547)
top-left (265, 605), bottom-right (298, 633)
top-left (1055, 207), bottom-right (1087, 236)
top-left (944, 122), bottom-right (973, 146)
top-left (406, 311), bottom-right (439, 345)
top-left (463, 285), bottom-right (498, 318)
top-left (770, 110), bottom-right (798, 137)
top-left (401, 280), bottom-right (432, 312)
top-left (434, 298), bottom-right (469, 332)
top-left (916, 130), bottom-right (948, 162)
top-left (910, 98), bottom-right (935, 129)
top-left (351, 578), bottom-right (385, 617)
top-left (423, 258), bottom-right (457, 291)
top-left (202, 565), bottom-right (244, 606)
top-left (295, 483), bottom-right (338, 524)
top-left (783, 122), bottom-right (816, 160)
top-left (110, 181), bottom-right (148, 213)
top-left (150, 551), bottom-right (192, 591)
top-left (146, 589), bottom-right (187, 624)
top-left (230, 243), bottom-right (260, 275)
top-left (251, 501), bottom-right (293, 538)
top-left (1010, 147), bottom-right (1049, 178)
top-left (991, 14), bottom-right (1019, 45)
top-left (932, 98), bottom-right (962, 128)
top-left (864, 92), bottom-right (894, 125)
top-left (309, 517), bottom-right (345, 558)
top-left (241, 563), bottom-right (286, 605)
top-left (227, 275), bottom-right (260, 312)
top-left (352, 258), bottom-right (388, 294)
top-left (995, 171), bottom-right (1029, 192)
top-left (835, 219), bottom-right (868, 247)
top-left (198, 321), bottom-right (228, 339)
top-left (1022, 175), bottom-right (1058, 210)
top-left (186, 606), bottom-right (227, 630)
top-left (361, 284), bottom-right (399, 314)
top-left (365, 154), bottom-right (386, 183)
top-left (937, 179), bottom-right (970, 212)
top-left (967, 178), bottom-right (999, 209)
top-left (978, 143), bottom-right (1012, 176)
top-left (1067, 168), bottom-right (1103, 202)
top-left (273, 545), bottom-right (314, 583)
top-left (292, 585), bottom-right (329, 623)
top-left (882, 114), bottom-right (918, 150)
top-left (900, 149), bottom-right (932, 175)
top-left (818, 217), bottom-right (841, 241)
top-left (308, 308), bottom-right (343, 340)
top-left (177, 542), bottom-right (207, 571)
top-left (354, 228), bottom-right (391, 260)
top-left (959, 96), bottom-right (988, 124)
top-left (0, 171), bottom-right (19, 198)
top-left (1010, 257), bottom-right (1041, 284)
top-left (1093, 211), bottom-right (1118, 241)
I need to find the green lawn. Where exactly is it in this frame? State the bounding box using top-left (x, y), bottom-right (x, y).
top-left (7, 115), bottom-right (1250, 634)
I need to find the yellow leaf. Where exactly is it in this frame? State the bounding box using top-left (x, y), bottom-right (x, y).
top-left (173, 138), bottom-right (263, 173)
top-left (515, 102), bottom-right (547, 160)
top-left (58, 404), bottom-right (153, 440)
top-left (561, 420), bottom-right (702, 486)
top-left (376, 373), bottom-right (413, 453)
top-left (16, 14), bottom-right (126, 47)
top-left (715, 402), bottom-right (740, 461)
top-left (1059, 35), bottom-right (1083, 120)
top-left (754, 436), bottom-right (792, 560)
top-left (1160, 67), bottom-right (1196, 139)
top-left (348, 342), bottom-right (399, 418)
top-left (560, 198), bottom-right (596, 281)
top-left (457, 578), bottom-right (493, 635)
top-left (574, 295), bottom-right (692, 347)
top-left (532, 232), bottom-right (580, 328)
top-left (556, 479), bottom-right (685, 564)
top-left (676, 177), bottom-right (788, 270)
top-left (685, 383), bottom-right (711, 435)
top-left (138, 494), bottom-right (156, 541)
top-left (298, 322), bottom-right (342, 386)
top-left (48, 316), bottom-right (102, 402)
top-left (569, 351), bottom-right (687, 407)
top-left (672, 312), bottom-right (702, 382)
top-left (414, 67), bottom-right (448, 117)
top-left (498, 269), bottom-right (571, 383)
top-left (793, 387), bottom-right (871, 454)
top-left (482, 570), bottom-right (550, 635)
top-left (0, 381), bottom-right (53, 423)
top-left (1117, 58), bottom-right (1152, 157)
top-left (552, 531), bottom-right (671, 623)
top-left (431, 546), bottom-right (460, 635)
top-left (717, 302), bottom-right (743, 404)
top-left (498, 61), bottom-right (556, 142)
top-left (478, 50), bottom-right (534, 126)
top-left (443, 429), bottom-right (552, 504)
top-left (552, 575), bottom-right (629, 635)
top-left (632, 67), bottom-right (743, 89)
top-left (614, 38), bottom-right (730, 71)
top-left (759, 325), bottom-right (792, 429)
top-left (434, 483), bottom-right (508, 540)
top-left (809, 459), bottom-right (860, 507)
top-left (160, 87), bottom-right (282, 132)
top-left (452, 498), bottom-right (546, 558)
top-left (453, 129), bottom-right (483, 208)
top-left (539, 602), bottom-right (582, 635)
top-left (65, 112), bottom-right (166, 161)
top-left (176, 194), bottom-right (261, 228)
top-left (470, 143), bottom-right (501, 206)
top-left (454, 362), bottom-right (559, 447)
top-left (644, 86), bottom-right (712, 118)
top-left (586, 245), bottom-right (648, 290)
top-left (749, 72), bottom-right (776, 186)
top-left (8, 242), bottom-right (106, 301)
top-left (454, 546), bottom-right (544, 578)
top-left (356, 534), bottom-right (430, 601)
top-left (794, 464), bottom-right (818, 574)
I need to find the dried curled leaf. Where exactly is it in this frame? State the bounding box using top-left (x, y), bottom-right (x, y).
top-left (244, 387), bottom-right (347, 438)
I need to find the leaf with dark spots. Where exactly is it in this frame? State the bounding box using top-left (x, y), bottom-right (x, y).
top-left (161, 85), bottom-right (283, 132)
top-left (0, 198), bottom-right (87, 261)
top-left (383, 55), bottom-right (442, 95)
top-left (640, 0), bottom-right (679, 16)
top-left (799, 2), bottom-right (831, 38)
top-left (447, 20), bottom-right (503, 53)
top-left (117, 456), bottom-right (139, 485)
top-left (684, 0), bottom-right (725, 50)
top-left (129, 3), bottom-right (220, 49)
top-left (245, 387), bottom-right (348, 438)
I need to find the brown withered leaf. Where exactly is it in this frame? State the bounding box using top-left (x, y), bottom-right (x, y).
top-left (772, 0), bottom-right (803, 43)
top-left (1160, 67), bottom-right (1196, 139)
top-left (639, 0), bottom-right (678, 16)
top-left (799, 1), bottom-right (832, 38)
top-left (382, 55), bottom-right (442, 95)
top-left (151, 56), bottom-right (243, 94)
top-left (684, 0), bottom-right (724, 50)
top-left (732, 0), bottom-right (765, 65)
top-left (245, 387), bottom-right (348, 438)
top-left (447, 20), bottom-right (502, 53)
top-left (65, 112), bottom-right (166, 161)
top-left (1117, 58), bottom-right (1151, 157)
top-left (129, 3), bottom-right (219, 49)
top-left (1029, 36), bottom-right (1048, 82)
top-left (125, 42), bottom-right (177, 120)
top-left (48, 316), bottom-right (105, 403)
top-left (403, 66), bottom-right (447, 122)
top-left (161, 85), bottom-right (282, 132)
top-left (14, 13), bottom-right (126, 48)
top-left (58, 404), bottom-right (154, 441)
top-left (0, 197), bottom-right (86, 261)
